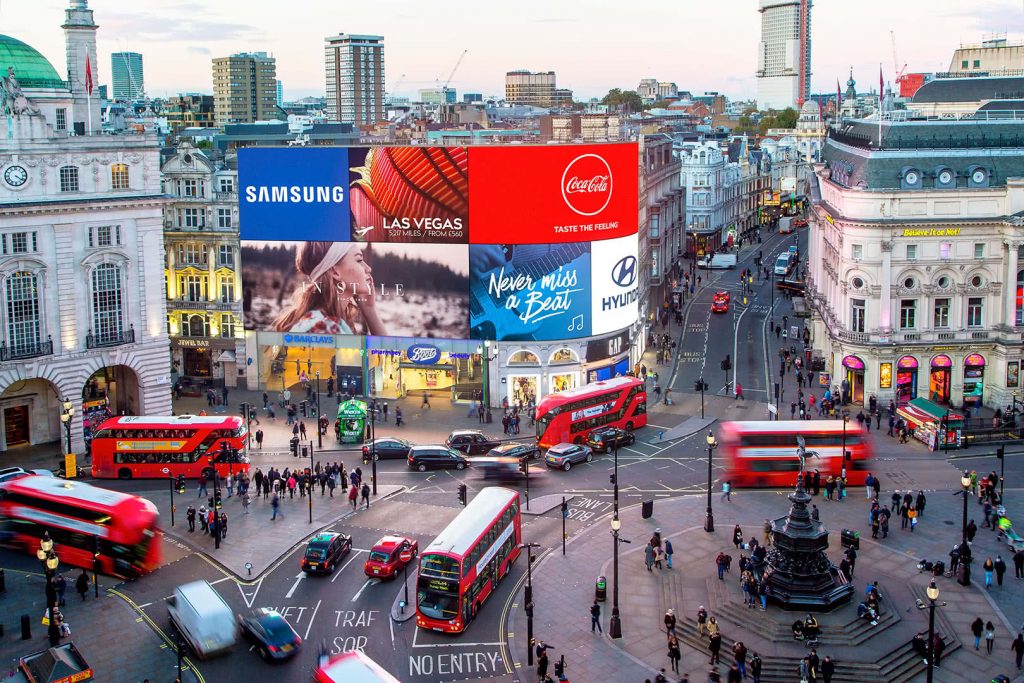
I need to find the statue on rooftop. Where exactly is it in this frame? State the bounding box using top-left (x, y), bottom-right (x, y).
top-left (1, 68), bottom-right (43, 117)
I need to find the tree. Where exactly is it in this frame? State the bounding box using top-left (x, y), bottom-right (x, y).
top-left (601, 88), bottom-right (643, 112)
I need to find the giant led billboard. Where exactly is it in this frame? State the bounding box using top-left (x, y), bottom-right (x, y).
top-left (239, 143), bottom-right (640, 342)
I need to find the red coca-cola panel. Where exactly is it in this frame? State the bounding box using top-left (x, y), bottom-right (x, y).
top-left (468, 143), bottom-right (638, 244)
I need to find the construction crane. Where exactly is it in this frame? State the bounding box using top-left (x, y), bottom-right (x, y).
top-left (386, 73), bottom-right (406, 104)
top-left (437, 50), bottom-right (467, 101)
top-left (890, 31), bottom-right (907, 88)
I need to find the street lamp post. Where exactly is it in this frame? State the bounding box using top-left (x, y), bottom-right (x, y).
top-left (37, 533), bottom-right (59, 609)
top-left (609, 441), bottom-right (624, 639)
top-left (959, 471), bottom-right (972, 586)
top-left (307, 440), bottom-right (315, 524)
top-left (920, 580), bottom-right (943, 683)
top-left (59, 397), bottom-right (74, 456)
top-left (704, 432), bottom-right (717, 532)
top-left (520, 542), bottom-right (539, 664)
top-left (315, 371), bottom-right (322, 449)
top-left (369, 404), bottom-right (378, 495)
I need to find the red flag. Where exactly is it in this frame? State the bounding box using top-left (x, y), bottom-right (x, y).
top-left (85, 54), bottom-right (93, 95)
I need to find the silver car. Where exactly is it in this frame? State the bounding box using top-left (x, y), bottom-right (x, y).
top-left (544, 443), bottom-right (593, 471)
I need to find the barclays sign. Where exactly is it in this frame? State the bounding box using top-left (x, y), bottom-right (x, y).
top-left (406, 343), bottom-right (442, 365)
top-left (283, 333), bottom-right (335, 346)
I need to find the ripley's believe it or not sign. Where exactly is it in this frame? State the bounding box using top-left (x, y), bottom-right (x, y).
top-left (239, 143), bottom-right (639, 342)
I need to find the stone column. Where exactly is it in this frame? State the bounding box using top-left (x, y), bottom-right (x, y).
top-left (880, 240), bottom-right (893, 331)
top-left (1006, 240), bottom-right (1020, 328)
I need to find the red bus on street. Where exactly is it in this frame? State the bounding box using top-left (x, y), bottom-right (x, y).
top-left (416, 487), bottom-right (521, 633)
top-left (0, 475), bottom-right (161, 577)
top-left (718, 420), bottom-right (874, 488)
top-left (90, 415), bottom-right (248, 480)
top-left (535, 376), bottom-right (647, 449)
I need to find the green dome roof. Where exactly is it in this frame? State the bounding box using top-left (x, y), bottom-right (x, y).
top-left (0, 35), bottom-right (66, 90)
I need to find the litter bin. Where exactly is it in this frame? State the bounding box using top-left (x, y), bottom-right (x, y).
top-left (595, 576), bottom-right (607, 601)
top-left (641, 499), bottom-right (654, 519)
top-left (957, 562), bottom-right (971, 586)
top-left (840, 529), bottom-right (859, 550)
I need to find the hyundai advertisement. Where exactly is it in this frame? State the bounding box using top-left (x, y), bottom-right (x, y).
top-left (239, 143), bottom-right (639, 342)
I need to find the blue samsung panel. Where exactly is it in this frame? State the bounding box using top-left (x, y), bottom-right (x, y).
top-left (238, 147), bottom-right (351, 241)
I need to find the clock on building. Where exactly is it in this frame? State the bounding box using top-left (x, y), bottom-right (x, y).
top-left (3, 165), bottom-right (28, 188)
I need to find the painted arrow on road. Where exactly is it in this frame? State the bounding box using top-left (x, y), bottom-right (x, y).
top-left (285, 571), bottom-right (305, 599)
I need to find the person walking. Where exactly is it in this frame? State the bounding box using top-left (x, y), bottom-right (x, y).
top-left (668, 635), bottom-right (681, 673)
top-left (916, 490), bottom-right (927, 517)
top-left (732, 525), bottom-right (743, 550)
top-left (986, 621), bottom-right (996, 654)
top-left (271, 492), bottom-right (282, 520)
top-left (76, 569), bottom-right (89, 600)
top-left (750, 652), bottom-right (763, 683)
top-left (665, 539), bottom-right (674, 569)
top-left (536, 648), bottom-right (548, 681)
top-left (360, 483), bottom-right (371, 509)
top-left (590, 600), bottom-right (602, 633)
top-left (1013, 632), bottom-right (1024, 669)
top-left (985, 557), bottom-right (995, 588)
top-left (972, 617), bottom-right (985, 650)
top-left (196, 472), bottom-right (208, 499)
top-left (996, 555), bottom-right (1008, 587)
top-left (722, 481), bottom-right (732, 502)
top-left (644, 542), bottom-right (655, 572)
top-left (348, 484), bottom-right (358, 510)
top-left (186, 505), bottom-right (196, 532)
top-left (735, 382), bottom-right (744, 400)
top-left (709, 630), bottom-right (722, 665)
top-left (821, 655), bottom-right (835, 683)
top-left (732, 640), bottom-right (748, 678)
top-left (1015, 548), bottom-right (1024, 579)
top-left (255, 428), bottom-right (264, 449)
top-left (697, 606), bottom-right (708, 637)
top-left (664, 609), bottom-right (677, 636)
top-left (865, 473), bottom-right (875, 499)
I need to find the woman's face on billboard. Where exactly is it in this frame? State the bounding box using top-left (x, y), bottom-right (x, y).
top-left (333, 247), bottom-right (373, 292)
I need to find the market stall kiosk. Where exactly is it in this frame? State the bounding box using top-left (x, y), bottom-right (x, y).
top-left (896, 397), bottom-right (963, 451)
top-left (336, 399), bottom-right (367, 445)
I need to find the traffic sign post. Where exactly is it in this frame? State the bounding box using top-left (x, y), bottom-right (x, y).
top-left (399, 548), bottom-right (414, 613)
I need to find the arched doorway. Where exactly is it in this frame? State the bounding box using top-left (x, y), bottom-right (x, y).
top-left (963, 353), bottom-right (986, 408)
top-left (506, 350), bottom-right (541, 407)
top-left (83, 365), bottom-right (141, 431)
top-left (841, 355), bottom-right (865, 405)
top-left (929, 354), bottom-right (952, 404)
top-left (0, 378), bottom-right (62, 451)
top-left (895, 356), bottom-right (918, 404)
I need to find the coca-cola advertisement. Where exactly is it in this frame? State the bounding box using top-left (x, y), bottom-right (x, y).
top-left (467, 143), bottom-right (638, 244)
top-left (241, 240), bottom-right (469, 339)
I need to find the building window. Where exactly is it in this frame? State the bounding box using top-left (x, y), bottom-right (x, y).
top-left (940, 242), bottom-right (952, 259)
top-left (218, 245), bottom-right (234, 268)
top-left (934, 298), bottom-right (950, 328)
top-left (59, 166), bottom-right (79, 192)
top-left (5, 271), bottom-right (40, 353)
top-left (2, 231), bottom-right (37, 255)
top-left (906, 244), bottom-right (917, 260)
top-left (179, 274), bottom-right (207, 302)
top-left (88, 225), bottom-right (121, 248)
top-left (217, 208), bottom-right (233, 229)
top-left (218, 177), bottom-right (235, 193)
top-left (91, 264), bottom-right (123, 342)
top-left (851, 298), bottom-right (866, 333)
top-left (961, 60), bottom-right (969, 68)
top-left (899, 300), bottom-right (916, 329)
top-left (55, 108), bottom-right (67, 130)
top-left (219, 276), bottom-right (234, 303)
top-left (182, 208), bottom-right (202, 228)
top-left (967, 297), bottom-right (983, 327)
top-left (220, 313), bottom-right (235, 338)
top-left (974, 243), bottom-right (985, 259)
top-left (182, 314), bottom-right (209, 337)
top-left (110, 164), bottom-right (129, 190)
top-left (973, 59), bottom-right (981, 68)
top-left (182, 178), bottom-right (198, 197)
top-left (176, 242), bottom-right (207, 266)
top-left (852, 244), bottom-right (863, 260)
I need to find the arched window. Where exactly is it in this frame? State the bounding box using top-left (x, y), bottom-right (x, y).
top-left (549, 348), bottom-right (579, 364)
top-left (91, 263), bottom-right (123, 343)
top-left (110, 163), bottom-right (129, 191)
top-left (5, 271), bottom-right (40, 355)
top-left (1017, 269), bottom-right (1023, 326)
top-left (187, 315), bottom-right (207, 337)
top-left (508, 350), bottom-right (540, 365)
top-left (59, 165), bottom-right (79, 192)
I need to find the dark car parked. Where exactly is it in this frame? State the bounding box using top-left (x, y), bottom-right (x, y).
top-left (301, 532), bottom-right (353, 574)
top-left (408, 446), bottom-right (470, 472)
top-left (361, 437), bottom-right (413, 461)
top-left (586, 426), bottom-right (636, 453)
top-left (445, 430), bottom-right (501, 455)
top-left (238, 608), bottom-right (302, 661)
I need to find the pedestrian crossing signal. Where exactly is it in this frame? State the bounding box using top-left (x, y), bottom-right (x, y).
top-left (457, 484), bottom-right (467, 506)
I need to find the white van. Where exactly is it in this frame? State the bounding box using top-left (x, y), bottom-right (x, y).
top-left (167, 580), bottom-right (236, 658)
top-left (774, 254), bottom-right (792, 276)
top-left (699, 253), bottom-right (738, 270)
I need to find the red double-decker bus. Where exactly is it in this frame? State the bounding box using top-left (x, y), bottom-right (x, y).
top-left (0, 476), bottom-right (161, 577)
top-left (416, 487), bottom-right (521, 633)
top-left (718, 420), bottom-right (874, 488)
top-left (90, 415), bottom-right (248, 480)
top-left (535, 376), bottom-right (647, 449)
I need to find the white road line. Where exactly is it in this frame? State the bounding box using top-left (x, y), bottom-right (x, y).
top-left (332, 549), bottom-right (367, 583)
top-left (138, 602), bottom-right (152, 609)
top-left (412, 640), bottom-right (507, 649)
top-left (209, 576), bottom-right (232, 586)
top-left (389, 613), bottom-right (396, 648)
top-left (303, 599), bottom-right (322, 641)
top-left (284, 572), bottom-right (305, 599)
top-left (351, 578), bottom-right (378, 602)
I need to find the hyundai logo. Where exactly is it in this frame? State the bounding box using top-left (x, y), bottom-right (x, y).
top-left (407, 344), bottom-right (442, 365)
top-left (611, 256), bottom-right (637, 288)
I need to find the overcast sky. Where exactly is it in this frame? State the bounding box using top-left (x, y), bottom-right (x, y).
top-left (6, 0), bottom-right (1024, 102)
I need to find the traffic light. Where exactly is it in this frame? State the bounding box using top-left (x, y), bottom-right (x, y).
top-left (213, 488), bottom-right (223, 510)
top-left (520, 458), bottom-right (529, 476)
top-left (997, 446), bottom-right (1005, 461)
top-left (176, 474), bottom-right (186, 494)
top-left (240, 402), bottom-right (248, 418)
top-left (561, 499), bottom-right (569, 519)
top-left (457, 484), bottom-right (467, 506)
top-left (290, 437), bottom-right (299, 456)
top-left (721, 355), bottom-right (732, 372)
top-left (609, 472), bottom-right (617, 486)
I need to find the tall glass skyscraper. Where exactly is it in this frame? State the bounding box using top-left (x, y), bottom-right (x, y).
top-left (110, 51), bottom-right (144, 101)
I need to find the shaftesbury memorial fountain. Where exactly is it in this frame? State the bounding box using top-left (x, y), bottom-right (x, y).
top-left (762, 440), bottom-right (855, 610)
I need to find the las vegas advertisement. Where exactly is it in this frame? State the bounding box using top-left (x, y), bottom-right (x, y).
top-left (239, 143), bottom-right (638, 342)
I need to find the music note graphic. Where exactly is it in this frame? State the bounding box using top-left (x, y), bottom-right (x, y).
top-left (567, 314), bottom-right (584, 332)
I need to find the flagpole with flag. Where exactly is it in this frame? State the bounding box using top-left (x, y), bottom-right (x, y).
top-left (878, 63), bottom-right (884, 146)
top-left (836, 78), bottom-right (842, 117)
top-left (85, 53), bottom-right (93, 134)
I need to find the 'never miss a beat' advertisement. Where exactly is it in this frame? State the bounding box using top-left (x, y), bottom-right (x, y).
top-left (238, 143), bottom-right (639, 342)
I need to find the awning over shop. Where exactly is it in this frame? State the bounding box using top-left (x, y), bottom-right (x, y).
top-left (215, 350), bottom-right (237, 363)
top-left (897, 397), bottom-right (964, 426)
